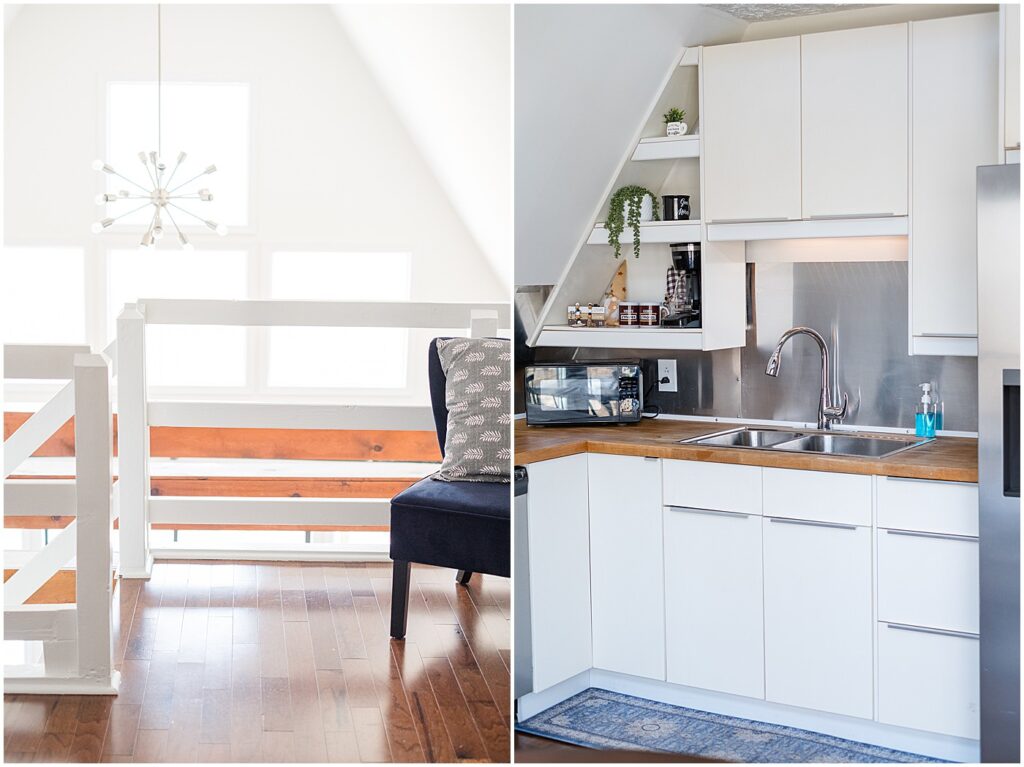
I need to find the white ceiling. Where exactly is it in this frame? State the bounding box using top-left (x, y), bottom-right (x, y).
top-left (331, 4), bottom-right (511, 293)
top-left (709, 4), bottom-right (878, 22)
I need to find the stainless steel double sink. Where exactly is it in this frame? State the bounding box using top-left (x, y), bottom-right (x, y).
top-left (682, 427), bottom-right (931, 459)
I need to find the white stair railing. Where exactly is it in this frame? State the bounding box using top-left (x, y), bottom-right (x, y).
top-left (3, 345), bottom-right (119, 694)
top-left (116, 299), bottom-right (507, 575)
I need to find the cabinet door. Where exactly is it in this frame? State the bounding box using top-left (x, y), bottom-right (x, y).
top-left (1006, 4), bottom-right (1020, 151)
top-left (703, 37), bottom-right (802, 223)
top-left (664, 506), bottom-right (764, 699)
top-left (878, 622), bottom-right (980, 739)
top-left (763, 517), bottom-right (873, 719)
top-left (526, 455), bottom-right (592, 692)
top-left (589, 454), bottom-right (664, 681)
top-left (801, 24), bottom-right (909, 218)
top-left (911, 13), bottom-right (998, 347)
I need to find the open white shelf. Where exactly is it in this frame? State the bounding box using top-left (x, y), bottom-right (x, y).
top-left (536, 325), bottom-right (704, 350)
top-left (631, 135), bottom-right (700, 161)
top-left (588, 219), bottom-right (703, 246)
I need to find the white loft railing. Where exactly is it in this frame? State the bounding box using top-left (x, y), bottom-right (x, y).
top-left (3, 343), bottom-right (119, 695)
top-left (116, 298), bottom-right (510, 577)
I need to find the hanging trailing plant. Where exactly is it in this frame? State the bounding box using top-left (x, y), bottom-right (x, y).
top-left (606, 185), bottom-right (660, 259)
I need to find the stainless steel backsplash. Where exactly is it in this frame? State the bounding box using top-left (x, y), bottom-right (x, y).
top-left (515, 261), bottom-right (979, 432)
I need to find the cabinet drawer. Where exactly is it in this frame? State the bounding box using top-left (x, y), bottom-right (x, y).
top-left (762, 468), bottom-right (871, 526)
top-left (877, 528), bottom-right (979, 634)
top-left (663, 460), bottom-right (761, 514)
top-left (878, 622), bottom-right (979, 739)
top-left (877, 476), bottom-right (978, 536)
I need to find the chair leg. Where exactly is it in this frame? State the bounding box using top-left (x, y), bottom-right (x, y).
top-left (390, 560), bottom-right (411, 640)
top-left (456, 569), bottom-right (473, 586)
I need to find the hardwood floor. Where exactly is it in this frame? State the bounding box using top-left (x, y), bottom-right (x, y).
top-left (3, 561), bottom-right (510, 763)
top-left (514, 732), bottom-right (721, 763)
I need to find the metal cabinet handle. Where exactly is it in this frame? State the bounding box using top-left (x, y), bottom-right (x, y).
top-left (807, 212), bottom-right (896, 219)
top-left (768, 517), bottom-right (857, 531)
top-left (667, 505), bottom-right (750, 519)
top-left (883, 475), bottom-right (971, 486)
top-left (885, 529), bottom-right (978, 543)
top-left (886, 622), bottom-right (979, 640)
top-left (707, 216), bottom-right (792, 224)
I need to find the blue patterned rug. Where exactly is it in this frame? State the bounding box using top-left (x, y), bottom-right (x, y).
top-left (517, 688), bottom-right (949, 763)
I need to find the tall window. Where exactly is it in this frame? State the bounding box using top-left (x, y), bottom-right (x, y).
top-left (1, 248), bottom-right (87, 344)
top-left (267, 251), bottom-right (412, 390)
top-left (105, 82), bottom-right (250, 227)
top-left (107, 248), bottom-right (249, 387)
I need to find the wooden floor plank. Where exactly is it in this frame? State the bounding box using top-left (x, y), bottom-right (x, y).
top-left (4, 561), bottom-right (508, 764)
top-left (424, 657), bottom-right (490, 762)
top-left (68, 697), bottom-right (112, 762)
top-left (101, 704), bottom-right (140, 757)
top-left (228, 642), bottom-right (263, 762)
top-left (256, 565), bottom-right (289, 678)
top-left (163, 661), bottom-right (204, 762)
top-left (282, 620), bottom-right (329, 762)
top-left (392, 642), bottom-right (459, 764)
top-left (302, 566), bottom-right (343, 671)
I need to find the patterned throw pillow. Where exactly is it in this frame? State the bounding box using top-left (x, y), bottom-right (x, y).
top-left (434, 337), bottom-right (512, 483)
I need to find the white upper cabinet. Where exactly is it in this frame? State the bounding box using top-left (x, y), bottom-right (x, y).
top-left (703, 37), bottom-right (802, 223)
top-left (801, 23), bottom-right (909, 219)
top-left (1005, 4), bottom-right (1020, 152)
top-left (910, 13), bottom-right (998, 353)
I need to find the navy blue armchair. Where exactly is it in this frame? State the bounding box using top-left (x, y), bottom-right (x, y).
top-left (389, 338), bottom-right (511, 639)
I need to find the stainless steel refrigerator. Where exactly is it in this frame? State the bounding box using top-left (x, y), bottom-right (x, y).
top-left (978, 162), bottom-right (1021, 763)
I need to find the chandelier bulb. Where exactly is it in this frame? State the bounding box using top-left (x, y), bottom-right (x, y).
top-left (205, 164), bottom-right (217, 175)
top-left (90, 222), bottom-right (104, 234)
top-left (199, 188), bottom-right (213, 201)
top-left (92, 160), bottom-right (115, 174)
top-left (177, 151), bottom-right (188, 164)
top-left (216, 223), bottom-right (229, 237)
top-left (149, 151), bottom-right (158, 165)
top-left (138, 152), bottom-right (148, 165)
top-left (140, 229), bottom-right (155, 248)
top-left (118, 190), bottom-right (130, 198)
top-left (179, 232), bottom-right (193, 250)
top-left (94, 193), bottom-right (118, 205)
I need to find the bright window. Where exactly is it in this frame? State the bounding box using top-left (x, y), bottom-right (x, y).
top-left (267, 251), bottom-right (412, 389)
top-left (105, 82), bottom-right (250, 227)
top-left (1, 247), bottom-right (87, 344)
top-left (108, 248), bottom-right (248, 387)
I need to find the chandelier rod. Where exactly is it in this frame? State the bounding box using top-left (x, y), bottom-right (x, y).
top-left (157, 3), bottom-right (162, 158)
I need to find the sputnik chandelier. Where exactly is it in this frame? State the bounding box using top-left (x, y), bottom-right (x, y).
top-left (91, 4), bottom-right (226, 249)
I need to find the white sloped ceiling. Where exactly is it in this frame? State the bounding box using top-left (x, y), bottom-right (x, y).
top-left (332, 4), bottom-right (511, 293)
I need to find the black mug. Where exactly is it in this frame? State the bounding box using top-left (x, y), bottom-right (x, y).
top-left (662, 195), bottom-right (691, 221)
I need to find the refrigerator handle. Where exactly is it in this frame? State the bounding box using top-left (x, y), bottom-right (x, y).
top-left (1004, 369), bottom-right (1020, 499)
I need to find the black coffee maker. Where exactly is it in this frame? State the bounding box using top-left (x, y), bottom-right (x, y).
top-left (663, 242), bottom-right (701, 328)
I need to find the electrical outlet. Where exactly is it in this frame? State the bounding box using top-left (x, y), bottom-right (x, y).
top-left (658, 359), bottom-right (677, 393)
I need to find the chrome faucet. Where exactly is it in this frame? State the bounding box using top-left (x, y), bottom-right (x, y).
top-left (765, 326), bottom-right (848, 430)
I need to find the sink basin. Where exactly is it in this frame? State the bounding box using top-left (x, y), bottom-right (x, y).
top-left (686, 428), bottom-right (805, 449)
top-left (683, 427), bottom-right (930, 459)
top-left (772, 433), bottom-right (928, 458)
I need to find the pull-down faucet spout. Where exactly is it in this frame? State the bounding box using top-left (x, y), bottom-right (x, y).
top-left (765, 326), bottom-right (848, 430)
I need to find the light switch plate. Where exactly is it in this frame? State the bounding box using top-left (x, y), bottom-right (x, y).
top-left (658, 359), bottom-right (677, 393)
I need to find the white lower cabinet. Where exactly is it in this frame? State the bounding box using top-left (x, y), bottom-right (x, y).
top-left (526, 454), bottom-right (593, 693)
top-left (877, 622), bottom-right (980, 739)
top-left (664, 505), bottom-right (764, 698)
top-left (763, 515), bottom-right (874, 719)
top-left (589, 453), bottom-right (665, 680)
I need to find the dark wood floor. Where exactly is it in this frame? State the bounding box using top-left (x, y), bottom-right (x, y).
top-left (4, 561), bottom-right (510, 762)
top-left (515, 732), bottom-right (720, 763)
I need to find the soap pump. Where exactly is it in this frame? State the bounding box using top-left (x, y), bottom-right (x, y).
top-left (916, 383), bottom-right (937, 438)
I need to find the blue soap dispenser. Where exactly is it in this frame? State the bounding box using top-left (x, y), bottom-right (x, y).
top-left (916, 383), bottom-right (937, 438)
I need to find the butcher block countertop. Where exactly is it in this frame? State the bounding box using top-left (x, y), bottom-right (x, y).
top-left (514, 419), bottom-right (978, 483)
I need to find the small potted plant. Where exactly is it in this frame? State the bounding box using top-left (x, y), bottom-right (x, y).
top-left (664, 107), bottom-right (687, 136)
top-left (606, 185), bottom-right (660, 259)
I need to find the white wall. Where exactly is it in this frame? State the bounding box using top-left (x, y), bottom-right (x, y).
top-left (4, 3), bottom-right (505, 303)
top-left (513, 4), bottom-right (746, 287)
